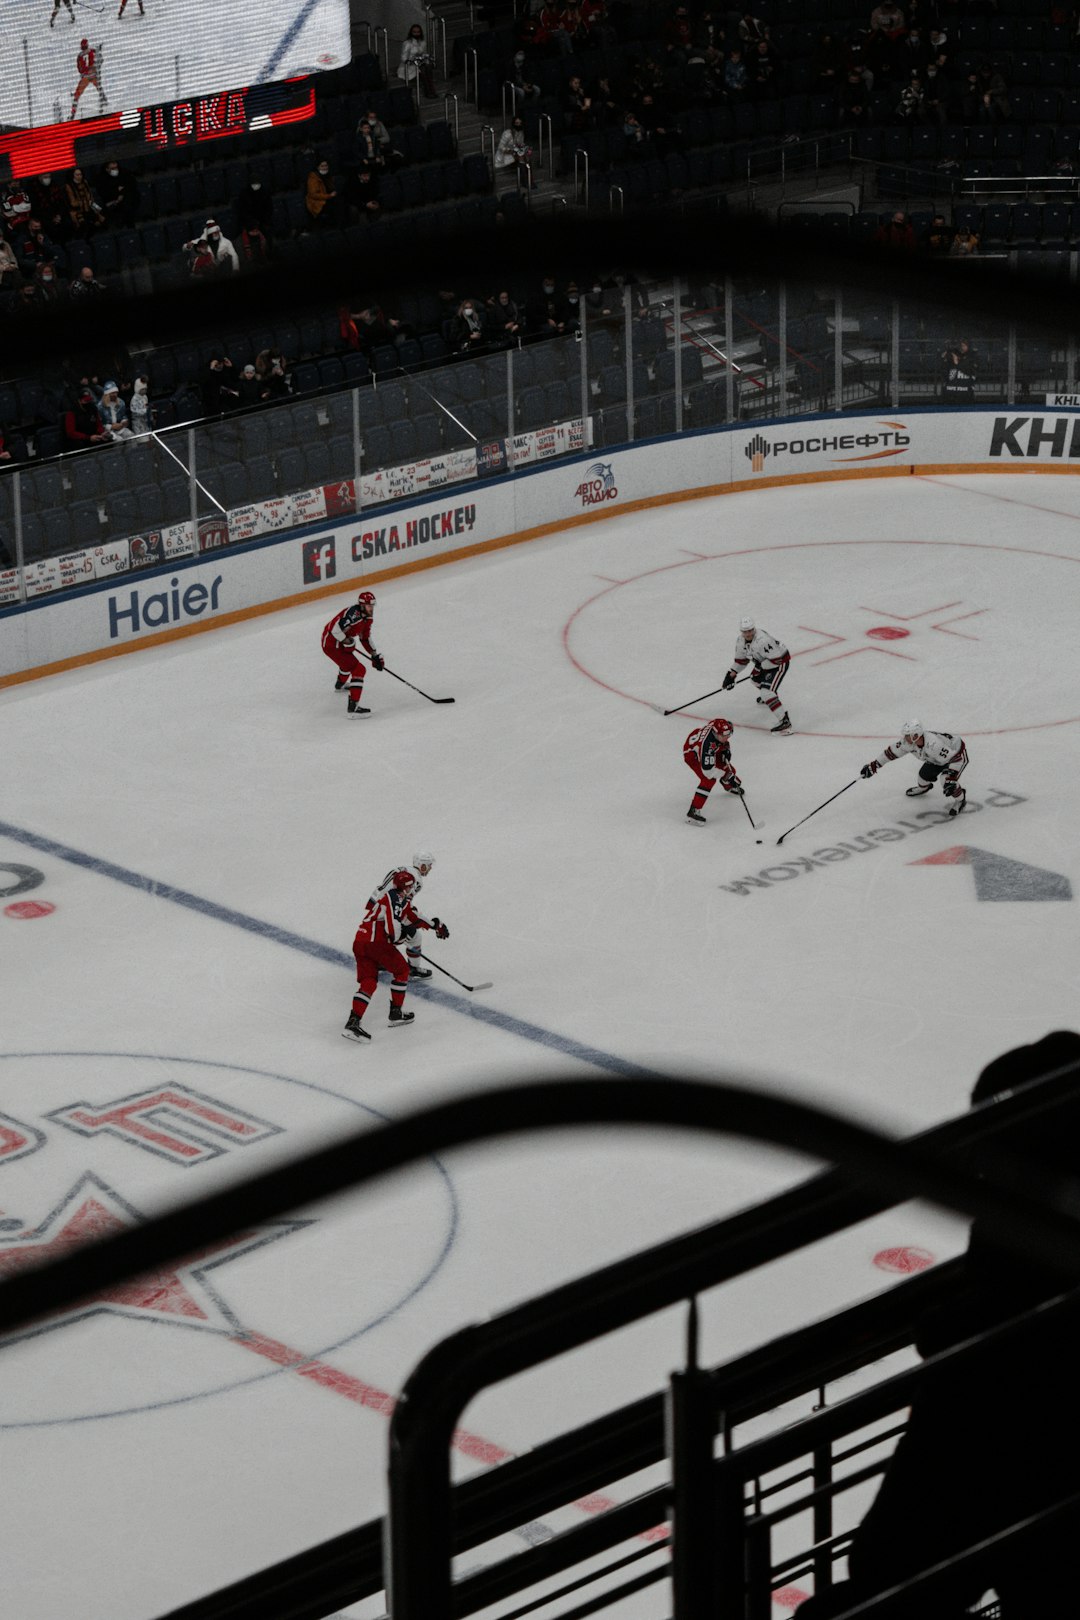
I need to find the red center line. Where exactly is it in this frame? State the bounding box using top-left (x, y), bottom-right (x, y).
top-left (232, 1332), bottom-right (669, 1542)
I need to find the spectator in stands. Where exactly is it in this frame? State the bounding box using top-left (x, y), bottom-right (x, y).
top-left (236, 363), bottom-right (264, 408)
top-left (941, 339), bottom-right (977, 399)
top-left (63, 388), bottom-right (109, 448)
top-left (129, 376), bottom-right (152, 435)
top-left (874, 210), bottom-right (916, 252)
top-left (235, 177), bottom-right (274, 249)
top-left (622, 108), bottom-right (647, 149)
top-left (96, 380), bottom-right (133, 440)
top-left (528, 275), bottom-right (572, 335)
top-left (450, 298), bottom-right (487, 352)
top-left (749, 39), bottom-right (777, 97)
top-left (304, 159), bottom-right (339, 230)
top-left (638, 92), bottom-right (675, 152)
top-left (238, 221), bottom-right (270, 270)
top-left (65, 167), bottom-right (105, 236)
top-left (869, 0), bottom-right (905, 35)
top-left (812, 30), bottom-right (843, 85)
top-left (590, 73), bottom-right (622, 126)
top-left (97, 159), bottom-right (139, 228)
top-left (2, 184), bottom-right (32, 233)
top-left (347, 164), bottom-right (382, 218)
top-left (737, 10), bottom-right (770, 44)
top-left (362, 109), bottom-right (399, 163)
top-left (975, 61), bottom-right (1010, 121)
top-left (0, 237), bottom-right (19, 290)
top-left (844, 32), bottom-right (873, 89)
top-left (896, 71), bottom-right (926, 119)
top-left (924, 213), bottom-right (951, 254)
top-left (184, 236), bottom-right (216, 280)
top-left (724, 48), bottom-right (748, 93)
top-left (203, 219), bottom-right (239, 275)
top-left (397, 23), bottom-right (437, 95)
top-left (666, 3), bottom-right (693, 48)
top-left (796, 1032), bottom-right (1080, 1620)
top-left (202, 354), bottom-right (239, 414)
top-left (32, 260), bottom-right (66, 308)
top-left (509, 51), bottom-right (541, 107)
top-left (29, 174), bottom-right (69, 243)
top-left (13, 217), bottom-right (62, 278)
top-left (928, 22), bottom-right (948, 53)
top-left (495, 119), bottom-right (536, 187)
top-left (487, 288), bottom-right (524, 342)
top-left (922, 60), bottom-right (948, 123)
top-left (949, 224), bottom-right (980, 256)
top-left (0, 432), bottom-right (13, 464)
top-left (351, 305), bottom-right (407, 354)
top-left (564, 76), bottom-right (594, 133)
top-left (255, 346), bottom-right (289, 399)
top-left (535, 0), bottom-right (572, 54)
top-left (355, 121), bottom-right (386, 173)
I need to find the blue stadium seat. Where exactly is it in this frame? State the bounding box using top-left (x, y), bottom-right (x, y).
top-left (70, 502), bottom-right (104, 550)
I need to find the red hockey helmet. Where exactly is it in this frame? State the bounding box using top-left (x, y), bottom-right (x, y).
top-left (80, 38), bottom-right (89, 48)
top-left (392, 869), bottom-right (416, 894)
top-left (357, 589), bottom-right (376, 615)
top-left (711, 717), bottom-right (733, 737)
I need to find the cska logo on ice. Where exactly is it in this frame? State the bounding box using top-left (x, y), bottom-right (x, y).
top-left (574, 462), bottom-right (619, 506)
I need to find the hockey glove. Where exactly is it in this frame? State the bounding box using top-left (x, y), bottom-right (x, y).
top-left (721, 672), bottom-right (736, 691)
top-left (370, 652), bottom-right (385, 671)
top-left (860, 761), bottom-right (878, 779)
top-left (942, 780), bottom-right (960, 798)
top-left (724, 777), bottom-right (743, 795)
top-left (432, 918), bottom-right (450, 940)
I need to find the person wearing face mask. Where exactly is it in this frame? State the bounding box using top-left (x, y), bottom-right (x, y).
top-left (450, 297), bottom-right (487, 352)
top-left (201, 218), bottom-right (239, 274)
top-left (32, 260), bottom-right (66, 308)
top-left (527, 274), bottom-right (570, 335)
top-left (304, 159), bottom-right (338, 228)
top-left (494, 118), bottom-right (536, 187)
top-left (398, 24), bottom-right (436, 98)
top-left (235, 174), bottom-right (273, 240)
top-left (97, 159), bottom-right (139, 226)
top-left (96, 380), bottom-right (133, 441)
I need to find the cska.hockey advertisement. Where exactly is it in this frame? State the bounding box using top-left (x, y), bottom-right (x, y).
top-left (0, 0), bottom-right (348, 173)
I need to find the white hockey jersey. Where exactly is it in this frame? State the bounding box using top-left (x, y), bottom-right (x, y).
top-left (874, 731), bottom-right (968, 772)
top-left (368, 864), bottom-right (432, 927)
top-left (730, 629), bottom-right (789, 671)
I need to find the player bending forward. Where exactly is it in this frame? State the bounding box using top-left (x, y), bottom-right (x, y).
top-left (343, 870), bottom-right (450, 1042)
top-left (70, 40), bottom-right (107, 120)
top-left (722, 617), bottom-right (792, 734)
top-left (321, 589), bottom-right (384, 714)
top-left (860, 722), bottom-right (969, 816)
top-left (685, 717), bottom-right (743, 825)
top-left (368, 851), bottom-right (439, 978)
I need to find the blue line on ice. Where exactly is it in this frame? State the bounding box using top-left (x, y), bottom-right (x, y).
top-left (0, 819), bottom-right (654, 1077)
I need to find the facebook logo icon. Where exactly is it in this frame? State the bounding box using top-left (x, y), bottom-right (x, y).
top-left (302, 538), bottom-right (337, 582)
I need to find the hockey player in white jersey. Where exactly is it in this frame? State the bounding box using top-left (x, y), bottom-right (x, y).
top-left (368, 851), bottom-right (444, 976)
top-left (860, 722), bottom-right (969, 816)
top-left (722, 617), bottom-right (792, 733)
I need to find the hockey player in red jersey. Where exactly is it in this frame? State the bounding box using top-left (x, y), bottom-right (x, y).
top-left (684, 717), bottom-right (743, 824)
top-left (342, 869), bottom-right (450, 1041)
top-left (368, 851), bottom-right (438, 978)
top-left (321, 589), bottom-right (383, 715)
top-left (70, 41), bottom-right (107, 120)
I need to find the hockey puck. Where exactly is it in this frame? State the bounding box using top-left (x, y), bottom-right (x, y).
top-left (756, 838), bottom-right (763, 844)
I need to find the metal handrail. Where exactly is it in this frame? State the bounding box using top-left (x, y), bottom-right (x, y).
top-left (463, 48), bottom-right (478, 108)
top-left (373, 25), bottom-right (389, 83)
top-left (355, 19), bottom-right (373, 52)
top-left (573, 147), bottom-right (589, 207)
top-left (442, 92), bottom-right (459, 146)
top-left (609, 184), bottom-right (624, 212)
top-left (538, 112), bottom-right (553, 178)
top-left (479, 125), bottom-right (495, 167)
top-left (424, 9), bottom-right (448, 80)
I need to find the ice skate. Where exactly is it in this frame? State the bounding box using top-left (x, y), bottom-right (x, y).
top-left (771, 713), bottom-right (792, 734)
top-left (409, 961), bottom-right (433, 979)
top-left (388, 1006), bottom-right (415, 1028)
top-left (947, 788), bottom-right (968, 817)
top-left (905, 781), bottom-right (933, 797)
top-left (347, 696), bottom-right (370, 715)
top-left (686, 808), bottom-right (707, 825)
top-left (341, 1013), bottom-right (370, 1043)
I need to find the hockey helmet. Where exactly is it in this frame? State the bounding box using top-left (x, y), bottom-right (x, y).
top-left (901, 720), bottom-right (924, 741)
top-left (739, 616), bottom-right (756, 633)
top-left (711, 717), bottom-right (733, 738)
top-left (80, 37), bottom-right (89, 48)
top-left (412, 850), bottom-right (435, 875)
top-left (392, 869), bottom-right (416, 894)
top-left (357, 589), bottom-right (376, 615)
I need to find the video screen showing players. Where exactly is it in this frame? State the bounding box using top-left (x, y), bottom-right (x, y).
top-left (1, 0), bottom-right (350, 131)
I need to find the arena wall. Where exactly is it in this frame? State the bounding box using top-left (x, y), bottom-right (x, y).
top-left (2, 404), bottom-right (1078, 686)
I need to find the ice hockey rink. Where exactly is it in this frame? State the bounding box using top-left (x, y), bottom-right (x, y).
top-left (2, 467), bottom-right (1078, 1617)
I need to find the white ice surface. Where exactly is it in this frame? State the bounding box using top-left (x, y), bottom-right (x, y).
top-left (2, 0), bottom-right (349, 130)
top-left (1, 470), bottom-right (1077, 1616)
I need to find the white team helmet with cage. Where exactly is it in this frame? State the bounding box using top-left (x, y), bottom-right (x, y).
top-left (901, 720), bottom-right (925, 740)
top-left (413, 850), bottom-right (435, 875)
top-left (739, 617), bottom-right (756, 632)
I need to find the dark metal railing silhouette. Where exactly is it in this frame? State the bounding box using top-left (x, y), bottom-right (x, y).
top-left (2, 1066), bottom-right (1079, 1619)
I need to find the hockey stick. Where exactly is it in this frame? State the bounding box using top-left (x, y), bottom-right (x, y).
top-left (418, 953), bottom-right (492, 993)
top-left (382, 665), bottom-right (455, 704)
top-left (658, 674), bottom-right (753, 717)
top-left (75, 0), bottom-right (106, 12)
top-left (775, 780), bottom-right (858, 845)
top-left (736, 789), bottom-right (763, 833)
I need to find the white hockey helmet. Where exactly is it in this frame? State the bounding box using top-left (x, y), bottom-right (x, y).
top-left (901, 720), bottom-right (924, 740)
top-left (739, 616), bottom-right (756, 632)
top-left (413, 850), bottom-right (435, 875)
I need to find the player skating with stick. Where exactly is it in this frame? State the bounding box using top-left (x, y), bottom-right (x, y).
top-left (117, 0), bottom-right (145, 17)
top-left (70, 39), bottom-right (107, 120)
top-left (50, 0), bottom-right (76, 25)
top-left (860, 722), bottom-right (969, 816)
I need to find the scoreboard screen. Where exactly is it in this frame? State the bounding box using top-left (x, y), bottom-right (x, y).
top-left (0, 0), bottom-right (349, 175)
